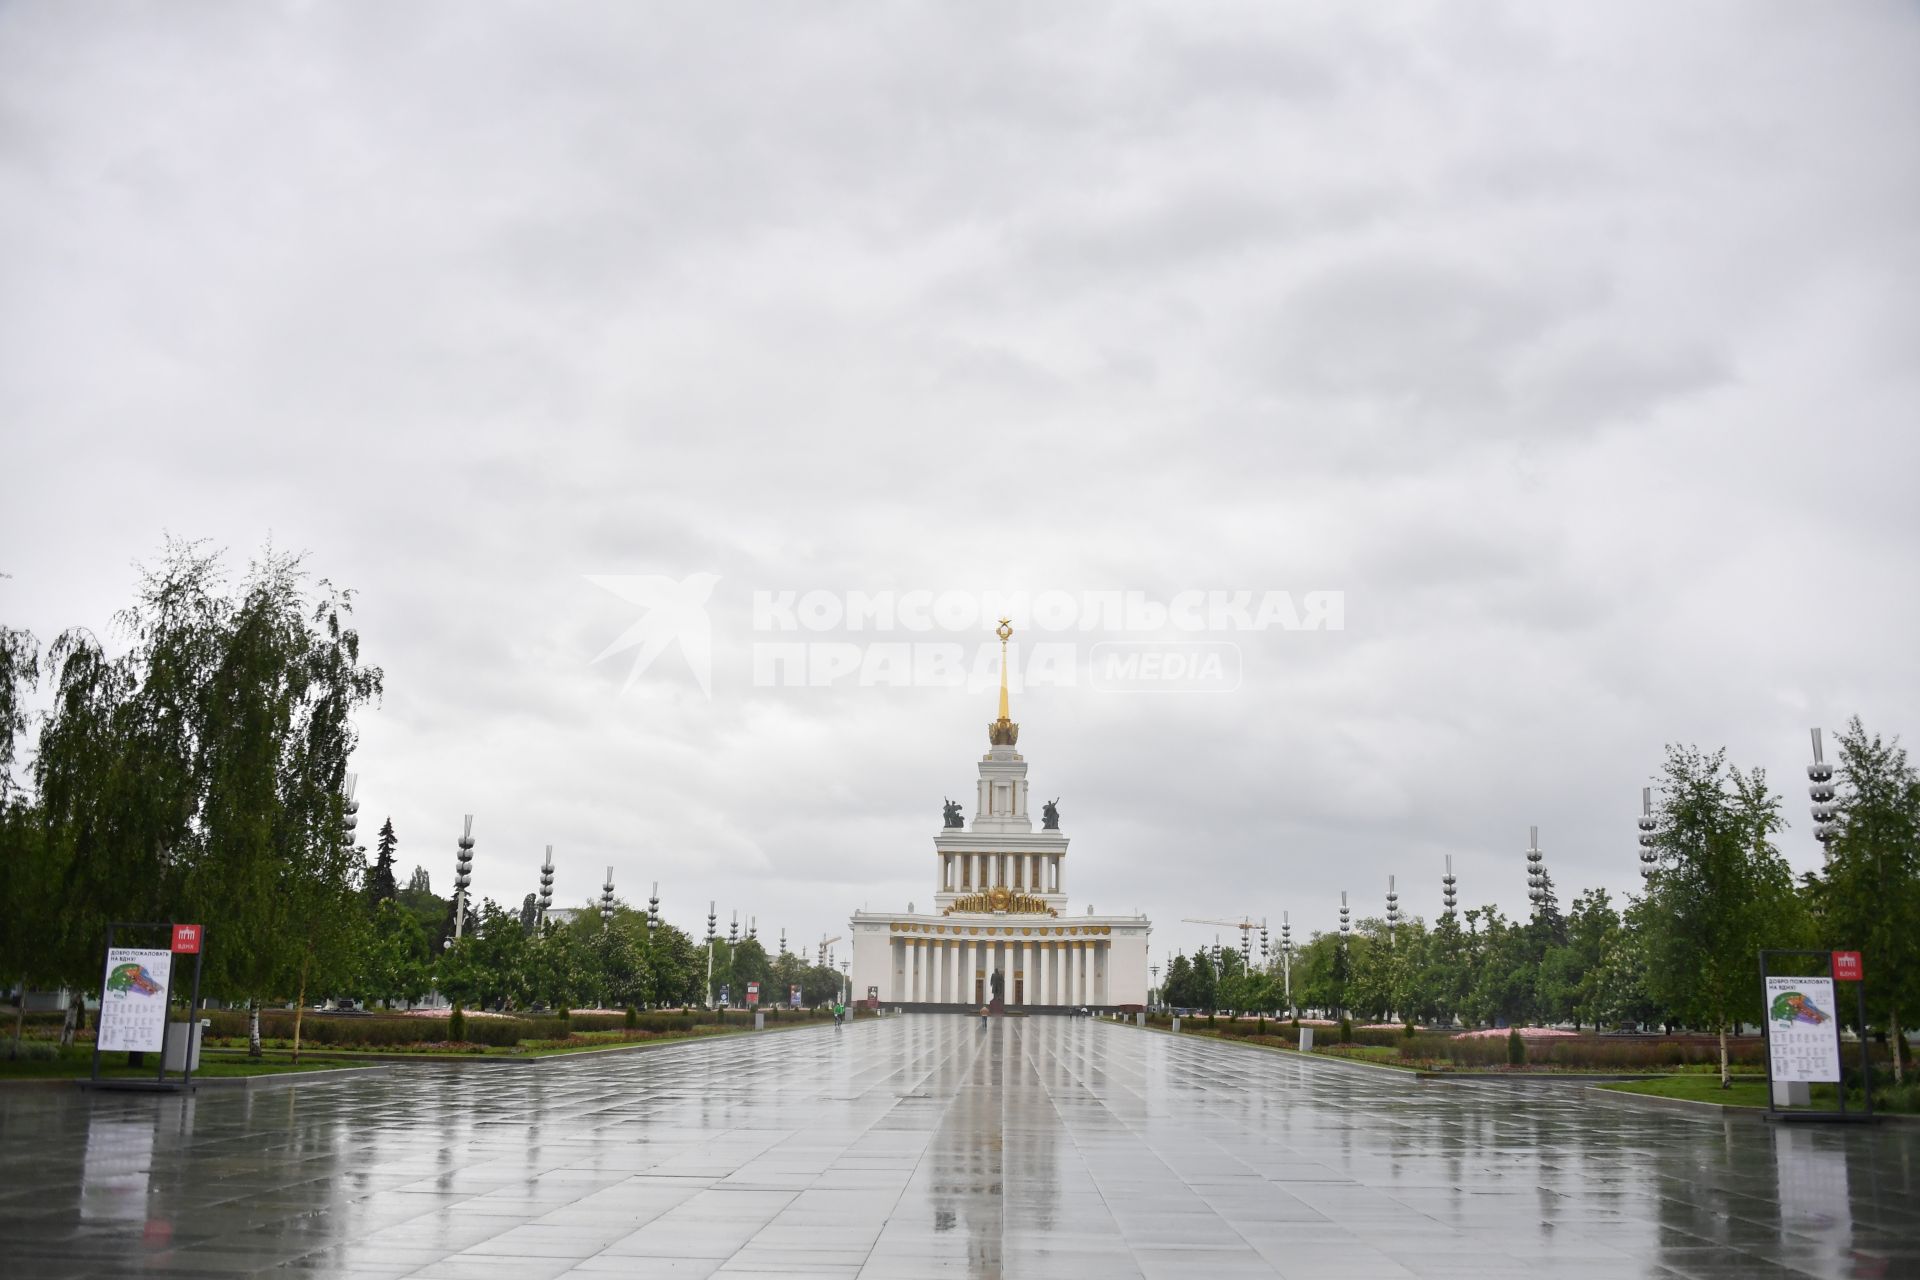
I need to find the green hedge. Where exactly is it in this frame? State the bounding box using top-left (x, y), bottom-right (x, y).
top-left (191, 1005), bottom-right (835, 1049)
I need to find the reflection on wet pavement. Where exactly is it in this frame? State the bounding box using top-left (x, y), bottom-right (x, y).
top-left (1, 1015), bottom-right (1916, 1278)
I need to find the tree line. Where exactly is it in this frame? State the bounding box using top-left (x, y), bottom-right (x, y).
top-left (1162, 728), bottom-right (1918, 1087)
top-left (0, 542), bottom-right (843, 1057)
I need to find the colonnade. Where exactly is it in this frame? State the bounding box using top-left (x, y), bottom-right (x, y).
top-left (889, 933), bottom-right (1107, 1006)
top-left (941, 852), bottom-right (1061, 894)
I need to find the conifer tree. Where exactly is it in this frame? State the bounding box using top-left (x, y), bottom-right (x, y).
top-left (368, 818), bottom-right (399, 903)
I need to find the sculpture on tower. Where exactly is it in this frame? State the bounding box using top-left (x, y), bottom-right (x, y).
top-left (942, 798), bottom-right (964, 829)
top-left (1041, 798), bottom-right (1060, 830)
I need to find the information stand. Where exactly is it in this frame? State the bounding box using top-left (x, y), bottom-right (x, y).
top-left (88, 922), bottom-right (207, 1093)
top-left (1758, 948), bottom-right (1872, 1124)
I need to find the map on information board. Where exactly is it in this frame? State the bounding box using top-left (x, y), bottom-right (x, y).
top-left (1765, 975), bottom-right (1841, 1084)
top-left (97, 948), bottom-right (173, 1053)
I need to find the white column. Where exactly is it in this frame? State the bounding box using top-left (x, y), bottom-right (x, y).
top-left (1021, 940), bottom-right (1032, 1005)
top-left (894, 937), bottom-right (906, 1001)
top-left (1076, 942), bottom-right (1088, 1005)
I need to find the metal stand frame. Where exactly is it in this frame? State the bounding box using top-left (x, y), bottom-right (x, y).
top-left (88, 921), bottom-right (206, 1093)
top-left (1759, 948), bottom-right (1872, 1124)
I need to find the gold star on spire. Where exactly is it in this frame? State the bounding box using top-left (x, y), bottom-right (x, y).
top-left (989, 618), bottom-right (1019, 746)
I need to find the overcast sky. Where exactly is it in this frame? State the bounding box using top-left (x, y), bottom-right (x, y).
top-left (4, 3), bottom-right (1917, 968)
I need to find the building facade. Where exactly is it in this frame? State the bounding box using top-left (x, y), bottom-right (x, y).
top-left (849, 625), bottom-right (1150, 1011)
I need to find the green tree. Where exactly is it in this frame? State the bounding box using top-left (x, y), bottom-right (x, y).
top-left (1813, 718), bottom-right (1920, 1083)
top-left (526, 925), bottom-right (587, 1010)
top-left (1161, 953), bottom-right (1191, 1009)
top-left (769, 949), bottom-right (809, 1007)
top-left (367, 818), bottom-right (399, 903)
top-left (1642, 745), bottom-right (1802, 1086)
top-left (361, 898), bottom-right (431, 1008)
top-left (1190, 950), bottom-right (1219, 1013)
top-left (730, 937), bottom-right (772, 1002)
top-left (397, 866), bottom-right (449, 948)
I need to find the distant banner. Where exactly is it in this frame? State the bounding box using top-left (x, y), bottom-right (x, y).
top-left (97, 948), bottom-right (173, 1053)
top-left (1766, 975), bottom-right (1841, 1083)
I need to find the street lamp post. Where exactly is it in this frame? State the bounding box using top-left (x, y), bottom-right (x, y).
top-left (1809, 728), bottom-right (1841, 862)
top-left (1280, 913), bottom-right (1294, 1018)
top-left (1337, 893), bottom-right (1350, 1020)
top-left (452, 816), bottom-right (475, 942)
top-left (1442, 855), bottom-right (1457, 919)
top-left (647, 882), bottom-right (660, 930)
top-left (537, 845), bottom-right (554, 930)
top-left (705, 902), bottom-right (717, 1009)
top-left (1526, 826), bottom-right (1554, 917)
top-left (599, 868), bottom-right (615, 928)
top-left (1638, 787), bottom-right (1659, 884)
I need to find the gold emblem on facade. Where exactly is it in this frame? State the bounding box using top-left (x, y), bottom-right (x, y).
top-left (942, 888), bottom-right (1058, 917)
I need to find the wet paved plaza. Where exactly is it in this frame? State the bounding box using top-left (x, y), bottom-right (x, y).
top-left (2, 1015), bottom-right (1917, 1279)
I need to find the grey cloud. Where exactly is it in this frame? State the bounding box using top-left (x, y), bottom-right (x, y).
top-left (2, 2), bottom-right (1916, 962)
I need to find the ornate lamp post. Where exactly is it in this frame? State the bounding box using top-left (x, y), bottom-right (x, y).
top-left (452, 816), bottom-right (475, 942)
top-left (748, 917), bottom-right (758, 943)
top-left (1259, 918), bottom-right (1270, 967)
top-left (1809, 728), bottom-right (1842, 863)
top-left (1637, 787), bottom-right (1659, 883)
top-left (599, 867), bottom-right (615, 928)
top-left (1337, 893), bottom-right (1350, 1021)
top-left (341, 773), bottom-right (360, 859)
top-left (1442, 856), bottom-right (1457, 919)
top-left (1150, 963), bottom-right (1160, 1008)
top-left (1525, 825), bottom-right (1554, 917)
top-left (1279, 913), bottom-right (1294, 1017)
top-left (705, 902), bottom-right (717, 1008)
top-left (536, 845), bottom-right (554, 930)
top-left (779, 929), bottom-right (787, 956)
top-left (1385, 876), bottom-right (1400, 946)
top-left (648, 882), bottom-right (660, 930)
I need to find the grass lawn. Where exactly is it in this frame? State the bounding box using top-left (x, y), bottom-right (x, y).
top-left (0, 1045), bottom-right (372, 1081)
top-left (1600, 1075), bottom-right (1827, 1108)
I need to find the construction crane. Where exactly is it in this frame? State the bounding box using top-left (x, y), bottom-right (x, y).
top-left (817, 934), bottom-right (842, 968)
top-left (1183, 916), bottom-right (1260, 965)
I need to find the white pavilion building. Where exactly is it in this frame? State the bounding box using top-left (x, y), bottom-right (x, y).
top-left (849, 623), bottom-right (1151, 1011)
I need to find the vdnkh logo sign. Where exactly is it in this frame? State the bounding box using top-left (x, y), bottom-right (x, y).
top-left (171, 924), bottom-right (203, 954)
top-left (1832, 950), bottom-right (1863, 981)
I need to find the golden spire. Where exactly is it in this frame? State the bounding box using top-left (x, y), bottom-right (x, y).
top-left (989, 618), bottom-right (1019, 746)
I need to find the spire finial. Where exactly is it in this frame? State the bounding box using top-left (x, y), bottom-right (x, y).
top-left (988, 618), bottom-right (1019, 746)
